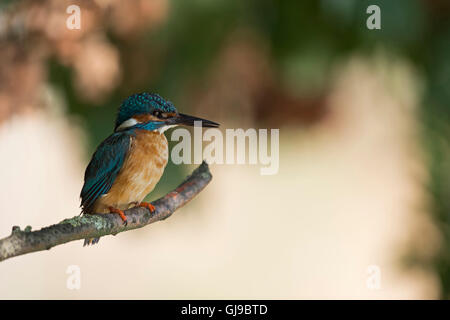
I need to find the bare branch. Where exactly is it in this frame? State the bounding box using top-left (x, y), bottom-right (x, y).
top-left (0, 162), bottom-right (212, 262)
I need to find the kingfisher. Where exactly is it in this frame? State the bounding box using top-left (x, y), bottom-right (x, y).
top-left (80, 93), bottom-right (219, 245)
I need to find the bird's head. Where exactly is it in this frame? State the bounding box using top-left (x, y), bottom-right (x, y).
top-left (115, 93), bottom-right (219, 132)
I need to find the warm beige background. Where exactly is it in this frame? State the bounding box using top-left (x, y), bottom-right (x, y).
top-left (0, 55), bottom-right (439, 299)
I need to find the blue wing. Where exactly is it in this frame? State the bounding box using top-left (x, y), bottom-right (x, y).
top-left (80, 132), bottom-right (132, 214)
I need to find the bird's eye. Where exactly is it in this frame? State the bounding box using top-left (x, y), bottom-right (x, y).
top-left (153, 110), bottom-right (161, 118)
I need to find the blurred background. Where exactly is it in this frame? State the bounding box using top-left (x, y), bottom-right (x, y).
top-left (0, 0), bottom-right (449, 299)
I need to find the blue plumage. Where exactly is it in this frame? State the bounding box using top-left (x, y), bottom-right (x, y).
top-left (81, 93), bottom-right (177, 214)
top-left (80, 92), bottom-right (218, 217)
top-left (80, 131), bottom-right (132, 214)
top-left (80, 92), bottom-right (218, 247)
top-left (115, 93), bottom-right (177, 130)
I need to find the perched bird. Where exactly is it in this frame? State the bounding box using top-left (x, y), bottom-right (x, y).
top-left (80, 93), bottom-right (218, 245)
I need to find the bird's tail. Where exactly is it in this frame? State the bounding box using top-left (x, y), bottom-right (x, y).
top-left (80, 208), bottom-right (100, 246)
top-left (83, 237), bottom-right (100, 246)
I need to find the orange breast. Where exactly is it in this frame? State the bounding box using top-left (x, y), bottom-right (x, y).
top-left (93, 130), bottom-right (168, 213)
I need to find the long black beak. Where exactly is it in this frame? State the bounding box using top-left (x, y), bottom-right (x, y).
top-left (167, 113), bottom-right (219, 128)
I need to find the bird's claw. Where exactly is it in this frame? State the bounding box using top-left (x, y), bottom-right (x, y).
top-left (139, 202), bottom-right (156, 213)
top-left (108, 206), bottom-right (128, 226)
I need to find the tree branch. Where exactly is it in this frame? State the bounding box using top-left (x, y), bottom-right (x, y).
top-left (0, 162), bottom-right (212, 262)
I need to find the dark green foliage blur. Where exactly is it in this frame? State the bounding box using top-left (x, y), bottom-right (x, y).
top-left (44, 0), bottom-right (449, 296)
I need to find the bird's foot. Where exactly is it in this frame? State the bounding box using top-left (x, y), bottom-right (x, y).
top-left (138, 202), bottom-right (156, 213)
top-left (108, 206), bottom-right (127, 226)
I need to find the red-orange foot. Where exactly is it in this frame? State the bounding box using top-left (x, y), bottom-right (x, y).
top-left (139, 202), bottom-right (155, 213)
top-left (108, 206), bottom-right (127, 226)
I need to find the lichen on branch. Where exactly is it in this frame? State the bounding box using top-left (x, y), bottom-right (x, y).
top-left (0, 162), bottom-right (212, 262)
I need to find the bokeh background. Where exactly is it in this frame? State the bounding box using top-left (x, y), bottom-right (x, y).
top-left (0, 0), bottom-right (449, 299)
